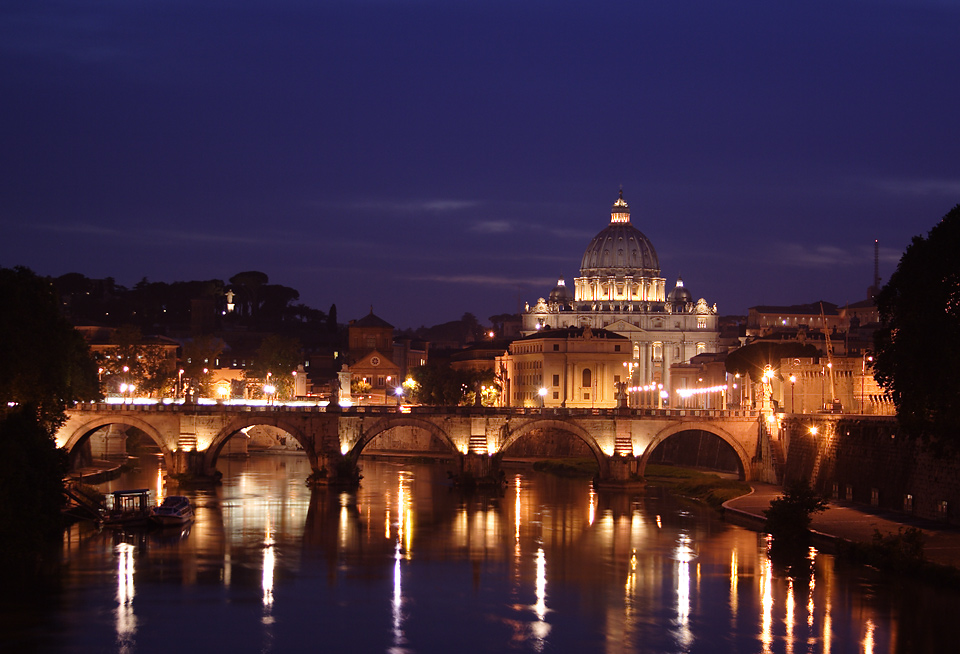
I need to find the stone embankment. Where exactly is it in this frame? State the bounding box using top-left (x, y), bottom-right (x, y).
top-left (724, 483), bottom-right (960, 569)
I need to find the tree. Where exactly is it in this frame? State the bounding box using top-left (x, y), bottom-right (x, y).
top-left (0, 266), bottom-right (100, 583)
top-left (725, 340), bottom-right (820, 383)
top-left (245, 335), bottom-right (302, 399)
top-left (408, 363), bottom-right (488, 406)
top-left (873, 204), bottom-right (960, 444)
top-left (181, 336), bottom-right (225, 398)
top-left (0, 267), bottom-right (101, 429)
top-left (97, 325), bottom-right (175, 397)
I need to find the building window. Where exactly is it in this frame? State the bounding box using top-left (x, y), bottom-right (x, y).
top-left (552, 391), bottom-right (559, 400)
top-left (633, 344), bottom-right (639, 359)
top-left (582, 369), bottom-right (592, 388)
top-left (696, 342), bottom-right (706, 355)
top-left (552, 374), bottom-right (560, 386)
top-left (583, 392), bottom-right (590, 400)
top-left (697, 317), bottom-right (707, 329)
top-left (553, 344), bottom-right (560, 351)
top-left (652, 343), bottom-right (662, 362)
top-left (614, 344), bottom-right (621, 352)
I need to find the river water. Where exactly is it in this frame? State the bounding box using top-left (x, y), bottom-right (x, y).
top-left (9, 453), bottom-right (960, 653)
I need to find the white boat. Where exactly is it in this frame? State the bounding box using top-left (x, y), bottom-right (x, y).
top-left (150, 495), bottom-right (194, 526)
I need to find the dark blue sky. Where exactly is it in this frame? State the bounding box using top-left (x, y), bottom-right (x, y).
top-left (2, 1), bottom-right (958, 328)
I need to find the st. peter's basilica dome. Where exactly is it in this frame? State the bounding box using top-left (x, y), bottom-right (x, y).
top-left (578, 190), bottom-right (660, 279)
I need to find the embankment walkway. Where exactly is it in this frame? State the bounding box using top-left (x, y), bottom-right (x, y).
top-left (724, 483), bottom-right (960, 568)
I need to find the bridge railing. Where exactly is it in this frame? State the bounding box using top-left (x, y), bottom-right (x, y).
top-left (67, 401), bottom-right (761, 420)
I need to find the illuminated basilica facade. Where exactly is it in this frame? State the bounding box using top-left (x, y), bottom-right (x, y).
top-left (520, 191), bottom-right (720, 400)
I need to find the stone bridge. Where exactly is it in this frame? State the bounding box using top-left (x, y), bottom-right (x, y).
top-left (57, 404), bottom-right (773, 486)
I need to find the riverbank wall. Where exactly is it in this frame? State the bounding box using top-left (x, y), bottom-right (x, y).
top-left (781, 416), bottom-right (960, 526)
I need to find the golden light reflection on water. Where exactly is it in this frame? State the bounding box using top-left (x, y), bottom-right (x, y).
top-left (80, 457), bottom-right (923, 654)
top-left (262, 521), bottom-right (275, 610)
top-left (115, 542), bottom-right (136, 654)
top-left (588, 487), bottom-right (596, 526)
top-left (392, 541), bottom-right (406, 650)
top-left (516, 475), bottom-right (522, 541)
top-left (785, 579), bottom-right (794, 654)
top-left (531, 546), bottom-right (550, 650)
top-left (863, 619), bottom-right (875, 654)
top-left (808, 548), bottom-right (817, 629)
top-left (760, 552), bottom-right (773, 654)
top-left (675, 534), bottom-right (693, 650)
top-left (730, 549), bottom-right (738, 619)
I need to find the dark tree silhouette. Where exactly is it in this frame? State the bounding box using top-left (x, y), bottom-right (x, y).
top-left (0, 267), bottom-right (100, 584)
top-left (874, 204), bottom-right (960, 444)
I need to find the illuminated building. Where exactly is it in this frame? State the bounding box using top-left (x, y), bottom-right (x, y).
top-left (496, 326), bottom-right (630, 408)
top-left (347, 310), bottom-right (401, 404)
top-left (522, 191), bottom-right (720, 400)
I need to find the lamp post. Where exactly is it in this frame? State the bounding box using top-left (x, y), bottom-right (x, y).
top-left (861, 355), bottom-right (873, 414)
top-left (538, 386), bottom-right (548, 408)
top-left (264, 384), bottom-right (276, 405)
top-left (789, 374), bottom-right (796, 413)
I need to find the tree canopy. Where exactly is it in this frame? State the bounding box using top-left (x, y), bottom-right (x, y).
top-left (873, 204), bottom-right (960, 444)
top-left (408, 363), bottom-right (496, 406)
top-left (1, 266), bottom-right (100, 428)
top-left (724, 340), bottom-right (820, 383)
top-left (0, 266), bottom-right (100, 583)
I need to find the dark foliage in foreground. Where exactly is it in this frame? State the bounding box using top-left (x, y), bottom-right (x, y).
top-left (874, 204), bottom-right (960, 447)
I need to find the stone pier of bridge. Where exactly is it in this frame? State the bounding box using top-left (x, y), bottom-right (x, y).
top-left (57, 404), bottom-right (773, 487)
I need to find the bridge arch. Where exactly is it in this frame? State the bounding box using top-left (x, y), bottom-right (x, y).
top-left (60, 415), bottom-right (174, 469)
top-left (352, 416), bottom-right (459, 461)
top-left (204, 416), bottom-right (311, 470)
top-left (501, 419), bottom-right (610, 478)
top-left (639, 421), bottom-right (753, 481)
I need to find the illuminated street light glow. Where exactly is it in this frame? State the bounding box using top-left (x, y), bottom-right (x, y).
top-left (676, 384), bottom-right (727, 398)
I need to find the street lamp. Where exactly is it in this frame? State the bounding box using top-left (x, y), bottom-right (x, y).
top-left (789, 374), bottom-right (796, 413)
top-left (861, 355), bottom-right (873, 414)
top-left (263, 384), bottom-right (276, 404)
top-left (538, 386), bottom-right (548, 408)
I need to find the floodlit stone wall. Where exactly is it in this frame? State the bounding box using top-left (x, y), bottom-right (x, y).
top-left (783, 416), bottom-right (960, 525)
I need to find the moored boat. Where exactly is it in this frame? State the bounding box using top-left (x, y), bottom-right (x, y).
top-left (102, 489), bottom-right (153, 527)
top-left (150, 495), bottom-right (194, 526)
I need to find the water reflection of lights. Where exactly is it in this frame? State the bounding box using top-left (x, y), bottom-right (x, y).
top-left (115, 542), bottom-right (136, 653)
top-left (675, 535), bottom-right (693, 649)
top-left (656, 514), bottom-right (662, 529)
top-left (390, 472), bottom-right (414, 652)
top-left (785, 579), bottom-right (794, 654)
top-left (155, 466), bottom-right (164, 505)
top-left (588, 487), bottom-right (595, 526)
top-left (530, 547), bottom-right (550, 649)
top-left (760, 554), bottom-right (773, 654)
top-left (392, 541), bottom-right (407, 650)
top-left (729, 549), bottom-right (738, 619)
top-left (515, 476), bottom-right (522, 541)
top-left (262, 522), bottom-right (275, 610)
top-left (863, 619), bottom-right (875, 654)
top-left (807, 547), bottom-right (817, 628)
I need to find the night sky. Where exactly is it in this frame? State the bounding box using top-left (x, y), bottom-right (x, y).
top-left (2, 1), bottom-right (958, 328)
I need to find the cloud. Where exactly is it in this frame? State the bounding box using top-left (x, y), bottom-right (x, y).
top-left (404, 273), bottom-right (556, 287)
top-left (31, 222), bottom-right (120, 236)
top-left (319, 199), bottom-right (481, 214)
top-left (865, 177), bottom-right (960, 197)
top-left (469, 220), bottom-right (513, 234)
top-left (769, 243), bottom-right (901, 268)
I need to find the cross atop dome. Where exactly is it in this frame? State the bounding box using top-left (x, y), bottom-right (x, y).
top-left (610, 188), bottom-right (630, 223)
